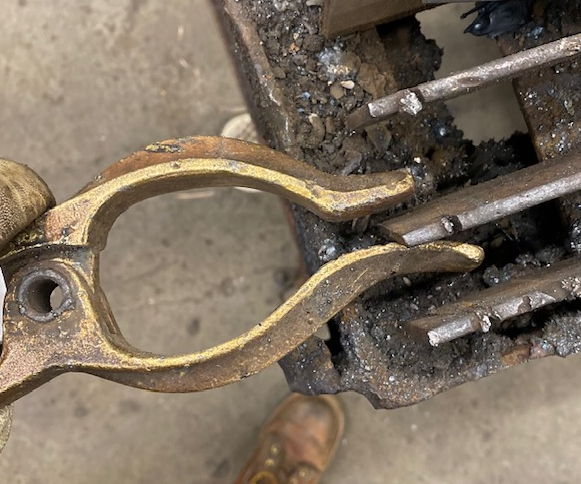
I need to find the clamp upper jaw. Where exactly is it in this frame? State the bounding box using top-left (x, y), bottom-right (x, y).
top-left (0, 136), bottom-right (483, 407)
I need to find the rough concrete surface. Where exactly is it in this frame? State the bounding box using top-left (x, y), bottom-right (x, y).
top-left (0, 2), bottom-right (580, 483)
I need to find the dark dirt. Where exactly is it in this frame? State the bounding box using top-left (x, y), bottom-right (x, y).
top-left (222, 0), bottom-right (581, 408)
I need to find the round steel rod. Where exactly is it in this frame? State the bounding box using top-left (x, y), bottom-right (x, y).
top-left (347, 33), bottom-right (581, 131)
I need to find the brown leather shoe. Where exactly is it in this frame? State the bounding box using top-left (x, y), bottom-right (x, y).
top-left (232, 393), bottom-right (344, 484)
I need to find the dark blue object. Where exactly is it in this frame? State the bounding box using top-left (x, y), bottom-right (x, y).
top-left (462, 1), bottom-right (532, 38)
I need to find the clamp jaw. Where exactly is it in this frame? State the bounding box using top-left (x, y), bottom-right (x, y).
top-left (0, 137), bottom-right (483, 408)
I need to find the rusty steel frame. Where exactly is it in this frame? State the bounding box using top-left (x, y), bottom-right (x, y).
top-left (213, 0), bottom-right (581, 409)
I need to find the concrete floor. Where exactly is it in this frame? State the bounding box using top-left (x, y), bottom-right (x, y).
top-left (0, 2), bottom-right (580, 483)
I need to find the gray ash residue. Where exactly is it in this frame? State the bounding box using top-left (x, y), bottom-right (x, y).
top-left (245, 1), bottom-right (470, 186)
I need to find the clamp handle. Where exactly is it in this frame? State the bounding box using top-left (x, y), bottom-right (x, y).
top-left (0, 136), bottom-right (481, 405)
top-left (19, 137), bottom-right (414, 251)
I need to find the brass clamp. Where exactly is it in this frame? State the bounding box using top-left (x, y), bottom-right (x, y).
top-left (0, 136), bottom-right (483, 406)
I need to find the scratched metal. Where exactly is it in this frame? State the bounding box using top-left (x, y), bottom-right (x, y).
top-left (0, 136), bottom-right (486, 406)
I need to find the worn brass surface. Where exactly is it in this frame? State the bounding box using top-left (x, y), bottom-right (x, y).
top-left (0, 136), bottom-right (483, 406)
top-left (21, 136), bottom-right (414, 252)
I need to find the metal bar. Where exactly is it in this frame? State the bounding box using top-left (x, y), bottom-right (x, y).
top-left (379, 153), bottom-right (581, 247)
top-left (407, 257), bottom-right (581, 346)
top-left (347, 33), bottom-right (581, 131)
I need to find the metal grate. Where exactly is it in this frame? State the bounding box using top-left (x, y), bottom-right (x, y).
top-left (219, 0), bottom-right (581, 409)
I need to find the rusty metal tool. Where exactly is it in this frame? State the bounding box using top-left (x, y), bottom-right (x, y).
top-left (380, 152), bottom-right (581, 246)
top-left (0, 136), bottom-right (484, 406)
top-left (346, 33), bottom-right (581, 131)
top-left (408, 256), bottom-right (581, 346)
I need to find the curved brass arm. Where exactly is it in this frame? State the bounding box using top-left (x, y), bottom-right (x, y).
top-left (0, 241), bottom-right (482, 406)
top-left (6, 136), bottom-right (413, 253)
